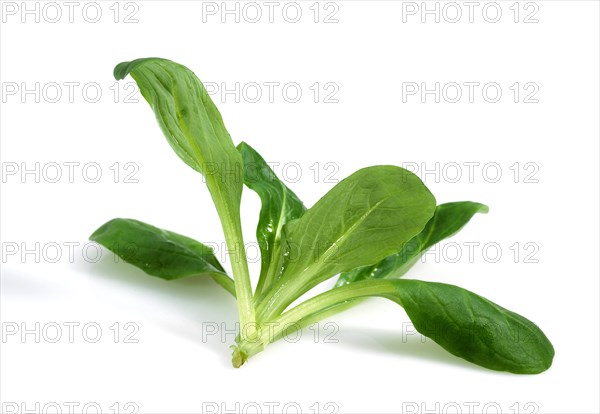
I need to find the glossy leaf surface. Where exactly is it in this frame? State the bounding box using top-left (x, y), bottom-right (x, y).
top-left (257, 279), bottom-right (554, 374)
top-left (90, 218), bottom-right (235, 296)
top-left (336, 202), bottom-right (489, 286)
top-left (258, 165), bottom-right (436, 319)
top-left (237, 142), bottom-right (306, 297)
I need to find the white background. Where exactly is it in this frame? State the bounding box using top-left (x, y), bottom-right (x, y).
top-left (1, 1), bottom-right (599, 413)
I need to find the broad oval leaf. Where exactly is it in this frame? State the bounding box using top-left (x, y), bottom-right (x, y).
top-left (393, 279), bottom-right (554, 374)
top-left (237, 142), bottom-right (306, 297)
top-left (336, 201), bottom-right (489, 286)
top-left (90, 218), bottom-right (235, 296)
top-left (258, 165), bottom-right (436, 319)
top-left (265, 279), bottom-right (554, 374)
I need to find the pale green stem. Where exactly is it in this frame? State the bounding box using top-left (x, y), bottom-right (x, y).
top-left (235, 280), bottom-right (398, 363)
top-left (220, 213), bottom-right (257, 340)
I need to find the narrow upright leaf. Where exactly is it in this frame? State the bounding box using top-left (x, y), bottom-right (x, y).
top-left (90, 218), bottom-right (235, 296)
top-left (115, 58), bottom-right (255, 326)
top-left (257, 165), bottom-right (436, 319)
top-left (237, 142), bottom-right (306, 297)
top-left (336, 202), bottom-right (489, 286)
top-left (114, 58), bottom-right (243, 213)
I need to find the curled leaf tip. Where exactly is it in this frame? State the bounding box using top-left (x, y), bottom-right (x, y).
top-left (113, 58), bottom-right (163, 80)
top-left (113, 60), bottom-right (133, 80)
top-left (477, 203), bottom-right (490, 214)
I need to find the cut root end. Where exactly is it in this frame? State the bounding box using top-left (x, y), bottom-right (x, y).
top-left (231, 346), bottom-right (248, 368)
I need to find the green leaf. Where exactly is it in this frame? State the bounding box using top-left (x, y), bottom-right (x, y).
top-left (247, 279), bottom-right (554, 374)
top-left (257, 165), bottom-right (436, 320)
top-left (237, 142), bottom-right (306, 298)
top-left (90, 218), bottom-right (235, 296)
top-left (394, 279), bottom-right (553, 374)
top-left (114, 58), bottom-right (243, 186)
top-left (253, 202), bottom-right (489, 340)
top-left (115, 58), bottom-right (256, 330)
top-left (336, 201), bottom-right (489, 286)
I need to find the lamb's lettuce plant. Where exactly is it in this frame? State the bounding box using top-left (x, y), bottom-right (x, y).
top-left (90, 58), bottom-right (554, 373)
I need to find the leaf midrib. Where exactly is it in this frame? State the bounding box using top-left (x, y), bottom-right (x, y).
top-left (300, 197), bottom-right (388, 279)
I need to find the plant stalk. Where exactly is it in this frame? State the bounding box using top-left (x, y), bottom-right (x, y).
top-left (236, 280), bottom-right (398, 362)
top-left (218, 207), bottom-right (257, 341)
